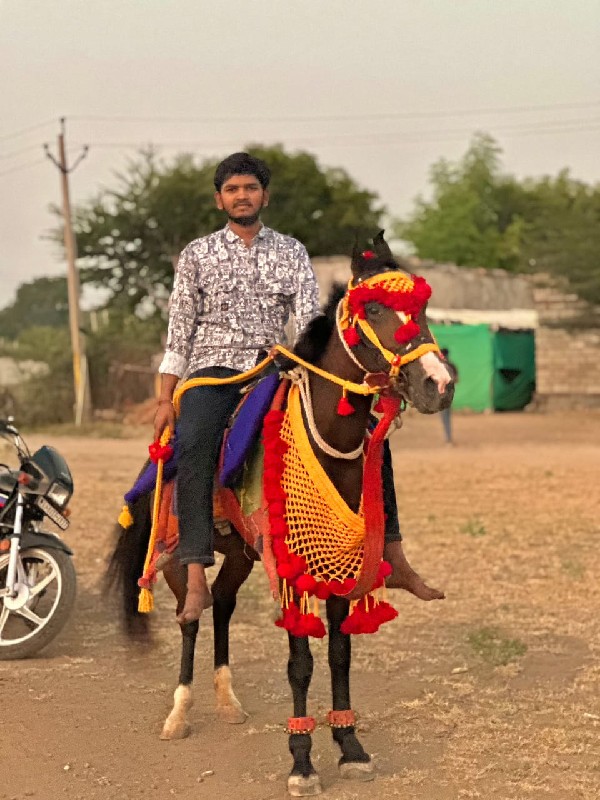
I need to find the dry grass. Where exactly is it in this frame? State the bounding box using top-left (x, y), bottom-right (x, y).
top-left (1, 410), bottom-right (599, 800)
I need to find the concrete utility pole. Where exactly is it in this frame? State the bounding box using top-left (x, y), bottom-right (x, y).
top-left (44, 118), bottom-right (92, 425)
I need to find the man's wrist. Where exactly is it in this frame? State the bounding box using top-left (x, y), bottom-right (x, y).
top-left (157, 399), bottom-right (173, 405)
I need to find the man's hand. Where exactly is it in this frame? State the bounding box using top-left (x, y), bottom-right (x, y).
top-left (154, 400), bottom-right (175, 441)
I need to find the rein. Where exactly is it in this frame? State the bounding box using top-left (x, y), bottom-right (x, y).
top-left (172, 342), bottom-right (384, 417)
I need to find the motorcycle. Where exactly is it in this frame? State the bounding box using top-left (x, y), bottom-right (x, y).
top-left (0, 418), bottom-right (76, 659)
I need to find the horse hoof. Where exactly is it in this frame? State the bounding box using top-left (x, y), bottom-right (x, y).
top-left (287, 773), bottom-right (322, 796)
top-left (160, 720), bottom-right (191, 740)
top-left (339, 760), bottom-right (375, 781)
top-left (217, 704), bottom-right (248, 724)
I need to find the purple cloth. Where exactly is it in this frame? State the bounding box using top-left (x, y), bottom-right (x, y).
top-left (220, 372), bottom-right (280, 488)
top-left (124, 436), bottom-right (178, 505)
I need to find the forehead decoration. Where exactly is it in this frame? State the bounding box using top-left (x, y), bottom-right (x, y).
top-left (341, 271), bottom-right (432, 347)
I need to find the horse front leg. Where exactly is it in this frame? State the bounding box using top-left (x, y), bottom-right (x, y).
top-left (326, 596), bottom-right (374, 781)
top-left (212, 531), bottom-right (254, 724)
top-left (160, 559), bottom-right (197, 740)
top-left (287, 633), bottom-right (321, 797)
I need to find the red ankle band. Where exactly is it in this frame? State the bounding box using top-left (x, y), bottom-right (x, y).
top-left (327, 709), bottom-right (356, 728)
top-left (285, 716), bottom-right (316, 735)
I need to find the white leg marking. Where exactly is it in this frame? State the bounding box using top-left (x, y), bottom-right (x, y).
top-left (214, 665), bottom-right (248, 724)
top-left (287, 773), bottom-right (323, 796)
top-left (160, 684), bottom-right (193, 740)
top-left (339, 759), bottom-right (375, 781)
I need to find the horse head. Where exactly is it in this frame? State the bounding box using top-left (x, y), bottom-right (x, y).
top-left (339, 230), bottom-right (454, 414)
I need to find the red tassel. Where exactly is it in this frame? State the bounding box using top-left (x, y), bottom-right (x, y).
top-left (394, 319), bottom-right (420, 343)
top-left (295, 573), bottom-right (318, 595)
top-left (337, 394), bottom-right (355, 416)
top-left (343, 326), bottom-right (361, 347)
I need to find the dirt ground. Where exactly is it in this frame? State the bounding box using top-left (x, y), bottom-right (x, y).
top-left (1, 410), bottom-right (599, 800)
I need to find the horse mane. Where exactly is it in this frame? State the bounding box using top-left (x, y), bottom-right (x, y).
top-left (286, 284), bottom-right (346, 366)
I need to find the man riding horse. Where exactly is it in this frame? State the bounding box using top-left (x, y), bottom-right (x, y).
top-left (153, 151), bottom-right (445, 626)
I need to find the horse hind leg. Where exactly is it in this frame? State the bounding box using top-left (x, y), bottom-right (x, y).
top-left (287, 634), bottom-right (322, 797)
top-left (160, 559), bottom-right (197, 740)
top-left (212, 530), bottom-right (255, 724)
top-left (326, 596), bottom-right (374, 782)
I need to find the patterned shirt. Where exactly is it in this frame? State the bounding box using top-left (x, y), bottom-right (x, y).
top-left (159, 224), bottom-right (320, 378)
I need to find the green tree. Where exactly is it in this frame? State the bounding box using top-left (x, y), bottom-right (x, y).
top-left (517, 171), bottom-right (600, 306)
top-left (53, 145), bottom-right (383, 313)
top-left (398, 133), bottom-right (523, 271)
top-left (398, 134), bottom-right (600, 309)
top-left (0, 276), bottom-right (69, 339)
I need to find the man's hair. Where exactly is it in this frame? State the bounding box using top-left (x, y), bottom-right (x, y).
top-left (213, 152), bottom-right (271, 191)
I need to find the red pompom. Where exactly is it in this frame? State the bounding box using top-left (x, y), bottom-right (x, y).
top-left (377, 560), bottom-right (393, 580)
top-left (394, 320), bottom-right (420, 344)
top-left (295, 574), bottom-right (318, 595)
top-left (270, 518), bottom-right (288, 538)
top-left (337, 395), bottom-right (355, 416)
top-left (288, 554), bottom-right (307, 577)
top-left (340, 577), bottom-right (357, 595)
top-left (268, 500), bottom-right (286, 517)
top-left (303, 613), bottom-right (326, 638)
top-left (271, 539), bottom-right (289, 561)
top-left (148, 441), bottom-right (174, 464)
top-left (328, 579), bottom-right (346, 596)
top-left (277, 562), bottom-right (296, 580)
top-left (362, 250), bottom-right (376, 260)
top-left (343, 326), bottom-right (361, 347)
top-left (264, 484), bottom-right (286, 503)
top-left (373, 601), bottom-right (398, 625)
top-left (263, 467), bottom-right (280, 484)
top-left (315, 581), bottom-right (332, 600)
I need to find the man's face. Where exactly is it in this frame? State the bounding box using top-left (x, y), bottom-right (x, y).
top-left (215, 174), bottom-right (269, 226)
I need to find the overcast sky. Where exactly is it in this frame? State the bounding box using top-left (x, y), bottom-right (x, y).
top-left (1, 0), bottom-right (599, 308)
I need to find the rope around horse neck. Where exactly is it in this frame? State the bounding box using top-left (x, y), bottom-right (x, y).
top-left (291, 368), bottom-right (365, 461)
top-left (335, 301), bottom-right (369, 373)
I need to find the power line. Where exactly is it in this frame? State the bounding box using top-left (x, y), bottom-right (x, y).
top-left (0, 143), bottom-right (42, 160)
top-left (69, 99), bottom-right (600, 125)
top-left (0, 119), bottom-right (55, 143)
top-left (73, 117), bottom-right (600, 153)
top-left (0, 157), bottom-right (47, 178)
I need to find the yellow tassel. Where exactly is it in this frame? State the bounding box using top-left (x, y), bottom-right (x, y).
top-left (138, 587), bottom-right (154, 614)
top-left (118, 504), bottom-right (134, 529)
top-left (136, 426), bottom-right (172, 616)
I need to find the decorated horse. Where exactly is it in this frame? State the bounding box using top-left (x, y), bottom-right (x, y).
top-left (106, 232), bottom-right (454, 796)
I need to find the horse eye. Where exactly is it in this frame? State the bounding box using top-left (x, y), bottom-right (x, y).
top-left (365, 303), bottom-right (382, 317)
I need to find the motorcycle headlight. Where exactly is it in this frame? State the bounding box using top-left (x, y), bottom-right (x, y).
top-left (46, 482), bottom-right (71, 509)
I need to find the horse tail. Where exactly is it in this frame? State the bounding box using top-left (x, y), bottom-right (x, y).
top-left (104, 463), bottom-right (153, 640)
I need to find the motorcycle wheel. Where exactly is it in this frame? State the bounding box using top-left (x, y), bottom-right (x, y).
top-left (0, 546), bottom-right (77, 660)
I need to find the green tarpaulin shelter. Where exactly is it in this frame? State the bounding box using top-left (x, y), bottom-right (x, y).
top-left (430, 324), bottom-right (535, 412)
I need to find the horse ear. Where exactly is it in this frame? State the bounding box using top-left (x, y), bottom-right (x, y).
top-left (373, 229), bottom-right (394, 261)
top-left (350, 238), bottom-right (364, 282)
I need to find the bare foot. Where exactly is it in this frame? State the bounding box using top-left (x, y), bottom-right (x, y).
top-left (383, 541), bottom-right (445, 601)
top-left (176, 587), bottom-right (213, 624)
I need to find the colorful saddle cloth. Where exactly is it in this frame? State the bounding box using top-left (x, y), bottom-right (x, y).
top-left (220, 372), bottom-right (281, 488)
top-left (123, 372), bottom-right (281, 505)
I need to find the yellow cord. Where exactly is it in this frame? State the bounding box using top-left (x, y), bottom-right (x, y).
top-left (172, 344), bottom-right (385, 417)
top-left (138, 427), bottom-right (172, 613)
